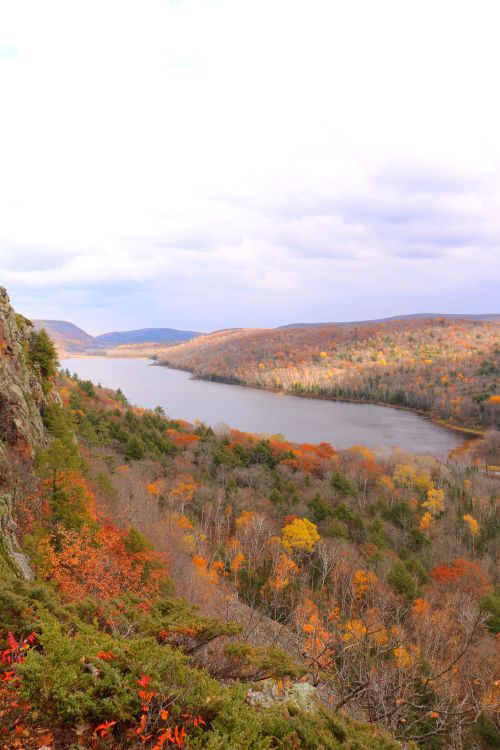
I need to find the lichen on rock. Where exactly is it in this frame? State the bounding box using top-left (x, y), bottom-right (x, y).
top-left (0, 286), bottom-right (50, 576)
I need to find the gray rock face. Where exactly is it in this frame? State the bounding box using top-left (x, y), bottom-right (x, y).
top-left (0, 286), bottom-right (48, 577)
top-left (0, 491), bottom-right (33, 579)
top-left (0, 287), bottom-right (46, 451)
top-left (246, 679), bottom-right (319, 712)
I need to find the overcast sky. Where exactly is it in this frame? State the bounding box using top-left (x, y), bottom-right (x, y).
top-left (1, 0), bottom-right (499, 334)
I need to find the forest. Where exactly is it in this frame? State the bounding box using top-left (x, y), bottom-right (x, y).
top-left (157, 318), bottom-right (500, 432)
top-left (0, 294), bottom-right (499, 749)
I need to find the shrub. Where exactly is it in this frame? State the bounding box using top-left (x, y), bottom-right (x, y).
top-left (387, 560), bottom-right (419, 600)
top-left (125, 434), bottom-right (146, 460)
top-left (479, 588), bottom-right (500, 633)
top-left (330, 471), bottom-right (357, 498)
top-left (308, 493), bottom-right (333, 523)
top-left (29, 329), bottom-right (58, 380)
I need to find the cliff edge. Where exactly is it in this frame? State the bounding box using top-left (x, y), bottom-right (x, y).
top-left (0, 287), bottom-right (51, 576)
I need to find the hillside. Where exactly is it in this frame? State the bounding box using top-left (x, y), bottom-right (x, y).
top-left (2, 287), bottom-right (408, 749)
top-left (33, 319), bottom-right (202, 355)
top-left (95, 327), bottom-right (201, 346)
top-left (157, 318), bottom-right (500, 431)
top-left (32, 319), bottom-right (95, 352)
top-left (38, 358), bottom-right (500, 747)
top-left (0, 286), bottom-right (500, 750)
top-left (2, 287), bottom-right (499, 748)
top-left (280, 313), bottom-right (500, 329)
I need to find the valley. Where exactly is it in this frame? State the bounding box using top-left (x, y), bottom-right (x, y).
top-left (155, 318), bottom-right (500, 432)
top-left (3, 3), bottom-right (499, 747)
top-left (61, 356), bottom-right (468, 457)
top-left (1, 289), bottom-right (498, 749)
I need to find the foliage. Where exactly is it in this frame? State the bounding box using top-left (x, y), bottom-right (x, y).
top-left (2, 339), bottom-right (500, 750)
top-left (479, 588), bottom-right (500, 633)
top-left (387, 560), bottom-right (419, 600)
top-left (28, 328), bottom-right (59, 381)
top-left (330, 471), bottom-right (357, 497)
top-left (282, 518), bottom-right (320, 553)
top-left (157, 317), bottom-right (500, 429)
top-left (0, 575), bottom-right (400, 749)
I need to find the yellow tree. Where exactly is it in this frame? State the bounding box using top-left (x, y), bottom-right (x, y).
top-left (419, 511), bottom-right (434, 533)
top-left (282, 518), bottom-right (320, 553)
top-left (463, 514), bottom-right (480, 551)
top-left (422, 488), bottom-right (445, 517)
top-left (352, 569), bottom-right (379, 600)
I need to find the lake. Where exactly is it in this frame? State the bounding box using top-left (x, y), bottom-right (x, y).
top-left (61, 357), bottom-right (467, 457)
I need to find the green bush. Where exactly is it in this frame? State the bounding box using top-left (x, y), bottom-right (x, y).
top-left (368, 520), bottom-right (390, 549)
top-left (387, 560), bottom-right (419, 600)
top-left (324, 520), bottom-right (349, 539)
top-left (330, 471), bottom-right (358, 498)
top-left (407, 526), bottom-right (430, 552)
top-left (308, 493), bottom-right (333, 523)
top-left (125, 434), bottom-right (146, 460)
top-left (1, 574), bottom-right (402, 749)
top-left (29, 328), bottom-right (58, 381)
top-left (479, 588), bottom-right (500, 633)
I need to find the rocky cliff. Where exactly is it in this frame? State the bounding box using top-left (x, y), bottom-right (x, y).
top-left (0, 286), bottom-right (48, 576)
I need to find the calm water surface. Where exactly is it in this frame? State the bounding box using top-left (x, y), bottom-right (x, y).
top-left (61, 357), bottom-right (467, 457)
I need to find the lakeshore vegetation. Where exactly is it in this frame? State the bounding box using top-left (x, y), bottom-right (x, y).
top-left (1, 299), bottom-right (499, 749)
top-left (156, 318), bottom-right (500, 431)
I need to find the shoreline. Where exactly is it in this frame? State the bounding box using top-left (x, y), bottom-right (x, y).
top-left (59, 353), bottom-right (486, 455)
top-left (155, 360), bottom-right (484, 441)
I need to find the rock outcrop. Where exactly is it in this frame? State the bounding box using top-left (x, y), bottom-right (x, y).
top-left (0, 286), bottom-right (48, 577)
top-left (0, 287), bottom-right (46, 452)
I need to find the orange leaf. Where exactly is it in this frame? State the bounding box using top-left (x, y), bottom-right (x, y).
top-left (94, 720), bottom-right (117, 738)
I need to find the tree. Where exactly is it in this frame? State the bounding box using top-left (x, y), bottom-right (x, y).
top-left (479, 588), bottom-right (500, 633)
top-left (419, 511), bottom-right (434, 533)
top-left (308, 493), bottom-right (333, 523)
top-left (42, 522), bottom-right (167, 600)
top-left (282, 518), bottom-right (320, 553)
top-left (422, 487), bottom-right (445, 516)
top-left (29, 328), bottom-right (58, 379)
top-left (125, 435), bottom-right (145, 461)
top-left (463, 513), bottom-right (480, 541)
top-left (387, 560), bottom-right (419, 599)
top-left (330, 471), bottom-right (357, 498)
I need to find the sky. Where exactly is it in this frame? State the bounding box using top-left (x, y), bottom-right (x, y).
top-left (0, 0), bottom-right (499, 334)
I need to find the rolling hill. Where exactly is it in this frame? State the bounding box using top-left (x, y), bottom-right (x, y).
top-left (94, 326), bottom-right (200, 346)
top-left (32, 319), bottom-right (95, 352)
top-left (280, 313), bottom-right (500, 329)
top-left (157, 316), bottom-right (500, 430)
top-left (33, 319), bottom-right (202, 354)
top-left (2, 288), bottom-right (499, 748)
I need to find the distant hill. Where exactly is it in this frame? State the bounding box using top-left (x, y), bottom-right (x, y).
top-left (157, 315), bottom-right (500, 430)
top-left (33, 319), bottom-right (95, 352)
top-left (95, 327), bottom-right (200, 346)
top-left (33, 320), bottom-right (202, 354)
top-left (280, 313), bottom-right (500, 329)
top-left (33, 313), bottom-right (499, 357)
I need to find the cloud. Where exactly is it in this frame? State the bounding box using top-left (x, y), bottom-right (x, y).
top-left (0, 0), bottom-right (499, 329)
top-left (0, 45), bottom-right (17, 60)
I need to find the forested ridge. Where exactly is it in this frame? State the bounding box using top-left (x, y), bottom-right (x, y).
top-left (157, 318), bottom-right (500, 431)
top-left (0, 287), bottom-right (499, 749)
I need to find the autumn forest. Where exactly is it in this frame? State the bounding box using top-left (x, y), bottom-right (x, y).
top-left (157, 318), bottom-right (500, 432)
top-left (2, 0), bottom-right (500, 746)
top-left (0, 289), bottom-right (499, 750)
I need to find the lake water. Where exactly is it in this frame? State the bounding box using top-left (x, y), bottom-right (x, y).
top-left (61, 357), bottom-right (467, 457)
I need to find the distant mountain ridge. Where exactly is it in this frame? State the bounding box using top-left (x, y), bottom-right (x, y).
top-left (279, 313), bottom-right (500, 329)
top-left (33, 320), bottom-right (202, 354)
top-left (33, 313), bottom-right (499, 355)
top-left (94, 327), bottom-right (201, 346)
